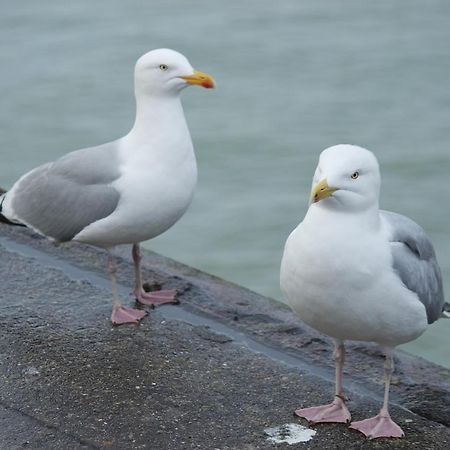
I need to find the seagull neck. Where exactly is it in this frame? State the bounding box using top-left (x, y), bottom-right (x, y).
top-left (354, 205), bottom-right (381, 230)
top-left (127, 94), bottom-right (188, 143)
top-left (314, 202), bottom-right (381, 231)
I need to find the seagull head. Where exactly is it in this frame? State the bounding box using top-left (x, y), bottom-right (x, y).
top-left (134, 48), bottom-right (215, 97)
top-left (310, 144), bottom-right (381, 211)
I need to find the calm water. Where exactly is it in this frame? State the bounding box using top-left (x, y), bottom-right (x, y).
top-left (1, 1), bottom-right (449, 367)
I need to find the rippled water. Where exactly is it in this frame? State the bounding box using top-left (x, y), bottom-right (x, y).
top-left (1, 1), bottom-right (449, 367)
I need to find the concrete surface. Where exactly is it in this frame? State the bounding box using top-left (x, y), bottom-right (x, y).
top-left (0, 224), bottom-right (449, 450)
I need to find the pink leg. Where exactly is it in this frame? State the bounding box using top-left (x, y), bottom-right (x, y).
top-left (295, 341), bottom-right (351, 423)
top-left (132, 244), bottom-right (178, 306)
top-left (107, 253), bottom-right (147, 325)
top-left (350, 349), bottom-right (404, 439)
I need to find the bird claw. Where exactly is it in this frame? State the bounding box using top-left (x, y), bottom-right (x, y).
top-left (111, 305), bottom-right (147, 325)
top-left (135, 288), bottom-right (178, 306)
top-left (350, 413), bottom-right (404, 439)
top-left (295, 396), bottom-right (351, 423)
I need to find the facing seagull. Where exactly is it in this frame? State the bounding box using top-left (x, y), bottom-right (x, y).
top-left (0, 48), bottom-right (215, 325)
top-left (280, 144), bottom-right (445, 439)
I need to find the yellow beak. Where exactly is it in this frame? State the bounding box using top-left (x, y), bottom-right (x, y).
top-left (180, 70), bottom-right (215, 89)
top-left (310, 178), bottom-right (338, 204)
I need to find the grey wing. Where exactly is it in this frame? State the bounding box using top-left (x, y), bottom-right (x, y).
top-left (8, 141), bottom-right (121, 242)
top-left (381, 210), bottom-right (445, 324)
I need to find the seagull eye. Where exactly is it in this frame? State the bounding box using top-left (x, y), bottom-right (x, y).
top-left (351, 171), bottom-right (359, 179)
top-left (159, 64), bottom-right (169, 71)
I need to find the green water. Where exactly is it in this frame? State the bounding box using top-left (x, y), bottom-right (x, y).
top-left (1, 1), bottom-right (449, 367)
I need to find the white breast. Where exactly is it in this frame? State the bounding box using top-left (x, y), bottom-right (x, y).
top-left (280, 211), bottom-right (427, 346)
top-left (74, 132), bottom-right (197, 247)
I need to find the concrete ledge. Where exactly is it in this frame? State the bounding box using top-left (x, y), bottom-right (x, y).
top-left (0, 224), bottom-right (449, 449)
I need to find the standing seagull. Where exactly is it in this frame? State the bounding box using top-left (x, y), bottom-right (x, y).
top-left (0, 48), bottom-right (215, 325)
top-left (280, 145), bottom-right (445, 439)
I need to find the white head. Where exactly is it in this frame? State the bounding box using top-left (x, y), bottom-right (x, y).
top-left (310, 144), bottom-right (381, 212)
top-left (134, 48), bottom-right (215, 97)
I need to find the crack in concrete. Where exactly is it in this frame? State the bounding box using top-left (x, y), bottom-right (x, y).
top-left (0, 397), bottom-right (100, 449)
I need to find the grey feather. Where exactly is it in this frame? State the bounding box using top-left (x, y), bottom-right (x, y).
top-left (10, 141), bottom-right (121, 242)
top-left (381, 210), bottom-right (445, 324)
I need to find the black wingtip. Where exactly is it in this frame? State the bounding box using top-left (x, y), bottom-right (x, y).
top-left (442, 302), bottom-right (450, 319)
top-left (0, 189), bottom-right (26, 227)
top-left (0, 200), bottom-right (26, 226)
top-left (0, 213), bottom-right (14, 225)
top-left (0, 211), bottom-right (26, 227)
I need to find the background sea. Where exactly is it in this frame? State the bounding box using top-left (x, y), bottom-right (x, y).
top-left (1, 1), bottom-right (449, 367)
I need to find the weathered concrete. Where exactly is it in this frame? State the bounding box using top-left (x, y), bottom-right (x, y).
top-left (0, 224), bottom-right (449, 449)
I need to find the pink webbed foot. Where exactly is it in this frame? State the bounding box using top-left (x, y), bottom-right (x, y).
top-left (135, 289), bottom-right (178, 307)
top-left (111, 305), bottom-right (147, 325)
top-left (350, 412), bottom-right (404, 439)
top-left (295, 396), bottom-right (351, 424)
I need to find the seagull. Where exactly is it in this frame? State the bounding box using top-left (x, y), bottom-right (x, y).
top-left (280, 144), bottom-right (445, 439)
top-left (0, 48), bottom-right (215, 325)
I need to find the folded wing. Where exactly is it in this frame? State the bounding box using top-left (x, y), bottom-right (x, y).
top-left (4, 142), bottom-right (121, 242)
top-left (381, 210), bottom-right (445, 324)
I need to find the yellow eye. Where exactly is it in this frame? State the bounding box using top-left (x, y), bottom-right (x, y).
top-left (351, 171), bottom-right (359, 179)
top-left (159, 64), bottom-right (168, 71)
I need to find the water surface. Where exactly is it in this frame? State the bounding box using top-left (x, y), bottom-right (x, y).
top-left (1, 1), bottom-right (449, 367)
